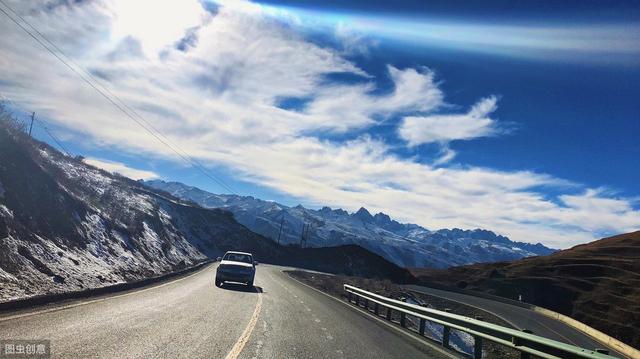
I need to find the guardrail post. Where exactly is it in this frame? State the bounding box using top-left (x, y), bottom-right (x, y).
top-left (363, 298), bottom-right (368, 310)
top-left (374, 302), bottom-right (379, 315)
top-left (355, 295), bottom-right (360, 306)
top-left (347, 292), bottom-right (352, 303)
top-left (386, 307), bottom-right (392, 321)
top-left (473, 336), bottom-right (483, 359)
top-left (442, 308), bottom-right (452, 349)
top-left (442, 326), bottom-right (451, 348)
top-left (400, 312), bottom-right (406, 327)
top-left (515, 329), bottom-right (533, 359)
top-left (473, 315), bottom-right (483, 359)
top-left (419, 318), bottom-right (426, 336)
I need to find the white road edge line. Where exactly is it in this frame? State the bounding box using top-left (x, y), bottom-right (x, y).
top-left (407, 287), bottom-right (580, 347)
top-left (406, 288), bottom-right (521, 330)
top-left (0, 263), bottom-right (215, 323)
top-left (283, 271), bottom-right (460, 359)
top-left (224, 291), bottom-right (263, 359)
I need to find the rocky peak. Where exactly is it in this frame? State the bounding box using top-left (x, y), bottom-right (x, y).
top-left (352, 207), bottom-right (373, 222)
top-left (373, 212), bottom-right (391, 223)
top-left (319, 206), bottom-right (332, 213)
top-left (332, 208), bottom-right (349, 216)
top-left (373, 212), bottom-right (406, 232)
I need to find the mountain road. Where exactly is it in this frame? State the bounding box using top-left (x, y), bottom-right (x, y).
top-left (0, 264), bottom-right (455, 359)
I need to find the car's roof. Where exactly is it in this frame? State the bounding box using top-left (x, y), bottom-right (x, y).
top-left (224, 251), bottom-right (253, 256)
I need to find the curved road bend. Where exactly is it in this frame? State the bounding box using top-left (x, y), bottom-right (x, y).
top-left (0, 264), bottom-right (455, 359)
top-left (404, 285), bottom-right (623, 357)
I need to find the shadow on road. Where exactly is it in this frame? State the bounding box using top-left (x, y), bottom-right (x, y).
top-left (218, 282), bottom-right (264, 294)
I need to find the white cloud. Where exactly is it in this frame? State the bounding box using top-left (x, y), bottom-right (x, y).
top-left (0, 0), bottom-right (638, 249)
top-left (334, 22), bottom-right (377, 56)
top-left (304, 66), bottom-right (442, 132)
top-left (84, 158), bottom-right (159, 180)
top-left (432, 146), bottom-right (457, 166)
top-left (111, 0), bottom-right (204, 55)
top-left (399, 96), bottom-right (499, 146)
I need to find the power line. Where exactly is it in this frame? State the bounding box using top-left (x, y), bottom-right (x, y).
top-left (0, 0), bottom-right (238, 194)
top-left (0, 1), bottom-right (236, 194)
top-left (0, 92), bottom-right (73, 156)
top-left (39, 120), bottom-right (73, 157)
top-left (0, 0), bottom-right (225, 188)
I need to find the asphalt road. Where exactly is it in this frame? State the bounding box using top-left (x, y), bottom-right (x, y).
top-left (0, 264), bottom-right (455, 359)
top-left (405, 285), bottom-right (622, 357)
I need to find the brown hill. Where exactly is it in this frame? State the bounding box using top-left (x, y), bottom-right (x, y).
top-left (411, 231), bottom-right (640, 348)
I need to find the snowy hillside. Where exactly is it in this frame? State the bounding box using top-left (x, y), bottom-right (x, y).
top-left (146, 180), bottom-right (555, 268)
top-left (0, 121), bottom-right (284, 301)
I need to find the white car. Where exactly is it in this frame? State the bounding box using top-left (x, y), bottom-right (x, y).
top-left (215, 251), bottom-right (257, 287)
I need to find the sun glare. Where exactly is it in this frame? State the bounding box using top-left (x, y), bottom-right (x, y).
top-left (111, 0), bottom-right (203, 54)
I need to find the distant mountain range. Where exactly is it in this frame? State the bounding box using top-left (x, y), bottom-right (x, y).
top-left (145, 180), bottom-right (555, 268)
top-left (0, 118), bottom-right (411, 302)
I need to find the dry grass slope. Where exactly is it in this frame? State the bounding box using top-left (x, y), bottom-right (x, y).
top-left (411, 231), bottom-right (640, 348)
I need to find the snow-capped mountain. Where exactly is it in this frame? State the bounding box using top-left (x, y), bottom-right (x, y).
top-left (145, 180), bottom-right (555, 268)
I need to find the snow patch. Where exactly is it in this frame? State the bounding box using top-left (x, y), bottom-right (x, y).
top-left (0, 204), bottom-right (12, 219)
top-left (38, 148), bottom-right (113, 196)
top-left (406, 297), bottom-right (474, 354)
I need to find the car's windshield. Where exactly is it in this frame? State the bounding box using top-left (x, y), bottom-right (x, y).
top-left (223, 253), bottom-right (252, 264)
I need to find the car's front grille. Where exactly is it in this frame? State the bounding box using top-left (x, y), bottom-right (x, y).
top-left (220, 266), bottom-right (251, 274)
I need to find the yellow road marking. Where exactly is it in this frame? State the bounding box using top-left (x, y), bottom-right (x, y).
top-left (224, 291), bottom-right (263, 359)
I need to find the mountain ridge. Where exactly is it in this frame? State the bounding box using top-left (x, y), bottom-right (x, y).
top-left (145, 179), bottom-right (555, 268)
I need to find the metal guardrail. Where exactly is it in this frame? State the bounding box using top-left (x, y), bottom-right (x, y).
top-left (344, 284), bottom-right (619, 359)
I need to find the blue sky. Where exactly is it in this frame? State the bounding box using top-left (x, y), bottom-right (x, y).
top-left (0, 0), bottom-right (638, 248)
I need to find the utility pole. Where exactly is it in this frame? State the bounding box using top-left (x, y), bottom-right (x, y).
top-left (276, 216), bottom-right (284, 245)
top-left (300, 223), bottom-right (312, 249)
top-left (304, 223), bottom-right (311, 248)
top-left (29, 112), bottom-right (35, 137)
top-left (300, 223), bottom-right (306, 248)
